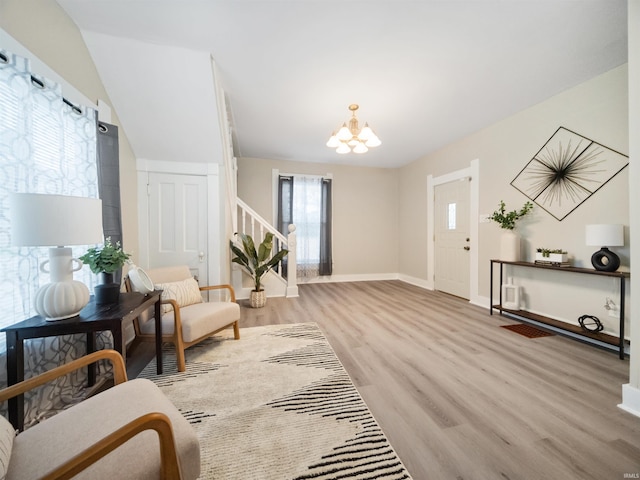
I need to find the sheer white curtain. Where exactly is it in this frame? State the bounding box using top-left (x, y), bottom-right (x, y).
top-left (292, 176), bottom-right (322, 280)
top-left (0, 49), bottom-right (109, 426)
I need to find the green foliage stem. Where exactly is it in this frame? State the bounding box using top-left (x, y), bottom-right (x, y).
top-left (536, 248), bottom-right (567, 257)
top-left (489, 200), bottom-right (534, 230)
top-left (79, 237), bottom-right (131, 274)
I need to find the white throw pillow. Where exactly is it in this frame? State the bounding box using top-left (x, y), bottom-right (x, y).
top-left (155, 277), bottom-right (203, 314)
top-left (0, 415), bottom-right (15, 479)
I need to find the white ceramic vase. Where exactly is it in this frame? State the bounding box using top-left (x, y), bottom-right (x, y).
top-left (500, 230), bottom-right (521, 262)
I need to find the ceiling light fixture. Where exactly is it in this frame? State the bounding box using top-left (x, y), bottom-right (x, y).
top-left (326, 104), bottom-right (381, 154)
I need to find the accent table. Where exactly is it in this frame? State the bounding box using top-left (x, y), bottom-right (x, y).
top-left (490, 260), bottom-right (629, 359)
top-left (2, 290), bottom-right (163, 431)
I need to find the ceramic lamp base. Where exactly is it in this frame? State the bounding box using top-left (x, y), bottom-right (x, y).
top-left (35, 281), bottom-right (90, 321)
top-left (35, 247), bottom-right (90, 321)
top-left (591, 247), bottom-right (620, 272)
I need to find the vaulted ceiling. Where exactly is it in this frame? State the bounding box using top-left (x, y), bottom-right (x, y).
top-left (57, 0), bottom-right (628, 168)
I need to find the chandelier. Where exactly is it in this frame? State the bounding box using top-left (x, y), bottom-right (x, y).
top-left (326, 104), bottom-right (381, 154)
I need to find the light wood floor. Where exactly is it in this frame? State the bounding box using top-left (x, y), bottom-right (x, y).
top-left (131, 281), bottom-right (640, 480)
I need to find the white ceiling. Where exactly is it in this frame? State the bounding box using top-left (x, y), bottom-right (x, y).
top-left (57, 0), bottom-right (628, 168)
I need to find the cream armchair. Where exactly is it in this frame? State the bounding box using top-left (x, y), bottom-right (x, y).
top-left (128, 265), bottom-right (240, 372)
top-left (0, 350), bottom-right (200, 480)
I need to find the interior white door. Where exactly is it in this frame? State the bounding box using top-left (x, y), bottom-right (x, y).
top-left (147, 172), bottom-right (208, 284)
top-left (434, 179), bottom-right (470, 299)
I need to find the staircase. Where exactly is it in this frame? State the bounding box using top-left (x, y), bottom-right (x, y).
top-left (213, 67), bottom-right (296, 300)
top-left (232, 198), bottom-right (298, 300)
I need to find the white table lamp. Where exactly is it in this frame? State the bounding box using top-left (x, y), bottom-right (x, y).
top-left (10, 193), bottom-right (104, 320)
top-left (585, 224), bottom-right (624, 272)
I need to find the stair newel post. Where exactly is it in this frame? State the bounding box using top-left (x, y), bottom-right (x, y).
top-left (286, 224), bottom-right (298, 297)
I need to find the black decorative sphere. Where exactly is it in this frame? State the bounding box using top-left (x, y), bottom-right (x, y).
top-left (591, 247), bottom-right (620, 272)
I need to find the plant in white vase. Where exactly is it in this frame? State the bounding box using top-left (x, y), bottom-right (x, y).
top-left (489, 200), bottom-right (534, 262)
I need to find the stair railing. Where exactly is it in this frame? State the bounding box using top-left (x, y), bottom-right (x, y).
top-left (235, 198), bottom-right (298, 297)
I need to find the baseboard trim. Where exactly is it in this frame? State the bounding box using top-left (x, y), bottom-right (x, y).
top-left (397, 274), bottom-right (432, 290)
top-left (619, 384), bottom-right (640, 418)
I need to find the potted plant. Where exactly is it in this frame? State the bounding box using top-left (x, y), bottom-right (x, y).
top-left (489, 200), bottom-right (534, 262)
top-left (230, 232), bottom-right (289, 308)
top-left (535, 248), bottom-right (568, 265)
top-left (489, 200), bottom-right (534, 230)
top-left (80, 237), bottom-right (131, 304)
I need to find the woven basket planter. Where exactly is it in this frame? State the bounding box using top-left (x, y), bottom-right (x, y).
top-left (249, 289), bottom-right (267, 308)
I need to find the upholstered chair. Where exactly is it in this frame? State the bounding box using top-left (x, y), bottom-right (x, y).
top-left (127, 265), bottom-right (240, 372)
top-left (0, 350), bottom-right (200, 479)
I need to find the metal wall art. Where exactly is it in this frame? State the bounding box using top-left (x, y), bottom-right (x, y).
top-left (511, 127), bottom-right (629, 221)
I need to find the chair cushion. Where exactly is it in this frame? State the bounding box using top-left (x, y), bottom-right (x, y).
top-left (0, 414), bottom-right (15, 480)
top-left (7, 379), bottom-right (200, 480)
top-left (155, 278), bottom-right (203, 314)
top-left (140, 301), bottom-right (240, 343)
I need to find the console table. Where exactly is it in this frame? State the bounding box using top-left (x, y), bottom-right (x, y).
top-left (490, 260), bottom-right (629, 359)
top-left (2, 290), bottom-right (162, 430)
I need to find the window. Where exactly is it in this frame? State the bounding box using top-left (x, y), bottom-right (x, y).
top-left (0, 49), bottom-right (98, 344)
top-left (448, 202), bottom-right (457, 230)
top-left (277, 174), bottom-right (332, 280)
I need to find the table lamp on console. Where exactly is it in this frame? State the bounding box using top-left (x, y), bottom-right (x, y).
top-left (10, 193), bottom-right (103, 321)
top-left (585, 224), bottom-right (624, 272)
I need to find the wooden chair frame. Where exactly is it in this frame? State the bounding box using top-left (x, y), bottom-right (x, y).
top-left (126, 280), bottom-right (240, 372)
top-left (0, 350), bottom-right (184, 480)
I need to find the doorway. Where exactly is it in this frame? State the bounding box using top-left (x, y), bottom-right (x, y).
top-left (146, 172), bottom-right (209, 285)
top-left (434, 179), bottom-right (470, 298)
top-left (427, 159), bottom-right (480, 303)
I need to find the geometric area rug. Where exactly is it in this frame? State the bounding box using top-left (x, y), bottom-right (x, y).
top-left (138, 323), bottom-right (413, 479)
top-left (500, 323), bottom-right (555, 339)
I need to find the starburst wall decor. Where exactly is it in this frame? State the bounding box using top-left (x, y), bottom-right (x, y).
top-left (511, 127), bottom-right (628, 221)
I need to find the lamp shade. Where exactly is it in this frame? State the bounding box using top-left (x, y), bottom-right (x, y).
top-left (9, 193), bottom-right (103, 247)
top-left (585, 224), bottom-right (624, 247)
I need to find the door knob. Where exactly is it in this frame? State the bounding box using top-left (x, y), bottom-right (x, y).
top-left (463, 246), bottom-right (470, 251)
top-left (198, 251), bottom-right (205, 262)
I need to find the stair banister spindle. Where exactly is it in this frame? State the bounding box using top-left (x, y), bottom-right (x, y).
top-left (241, 207), bottom-right (247, 236)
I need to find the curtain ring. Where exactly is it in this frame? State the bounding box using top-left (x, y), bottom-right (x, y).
top-left (30, 75), bottom-right (45, 89)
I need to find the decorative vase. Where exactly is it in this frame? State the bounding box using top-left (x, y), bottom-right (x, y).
top-left (500, 230), bottom-right (521, 262)
top-left (249, 289), bottom-right (266, 308)
top-left (94, 272), bottom-right (121, 304)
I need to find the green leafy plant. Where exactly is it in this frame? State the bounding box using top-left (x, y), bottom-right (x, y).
top-left (489, 200), bottom-right (534, 230)
top-left (79, 237), bottom-right (131, 274)
top-left (536, 248), bottom-right (567, 257)
top-left (230, 232), bottom-right (289, 291)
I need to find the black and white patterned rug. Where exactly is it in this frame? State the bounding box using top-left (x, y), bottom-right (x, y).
top-left (138, 323), bottom-right (412, 480)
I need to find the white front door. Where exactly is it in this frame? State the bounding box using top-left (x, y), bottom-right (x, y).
top-left (434, 179), bottom-right (470, 299)
top-left (147, 172), bottom-right (208, 284)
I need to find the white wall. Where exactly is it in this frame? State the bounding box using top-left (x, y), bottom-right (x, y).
top-left (237, 157), bottom-right (400, 280)
top-left (399, 65), bottom-right (629, 337)
top-left (620, 0), bottom-right (640, 418)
